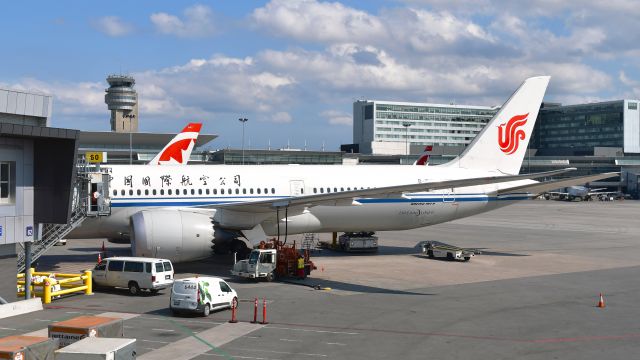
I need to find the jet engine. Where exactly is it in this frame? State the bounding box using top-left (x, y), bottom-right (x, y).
top-left (130, 209), bottom-right (216, 263)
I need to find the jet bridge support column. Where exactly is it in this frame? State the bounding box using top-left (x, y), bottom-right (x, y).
top-left (24, 241), bottom-right (32, 299)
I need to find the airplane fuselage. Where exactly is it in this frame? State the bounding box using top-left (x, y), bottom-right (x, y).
top-left (69, 163), bottom-right (533, 239)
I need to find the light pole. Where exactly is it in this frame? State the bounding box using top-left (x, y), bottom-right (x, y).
top-left (238, 118), bottom-right (248, 165)
top-left (402, 122), bottom-right (411, 157)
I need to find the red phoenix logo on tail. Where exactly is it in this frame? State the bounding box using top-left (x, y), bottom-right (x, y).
top-left (498, 113), bottom-right (528, 155)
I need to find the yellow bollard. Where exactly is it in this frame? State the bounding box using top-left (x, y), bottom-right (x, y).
top-left (43, 278), bottom-right (51, 304)
top-left (29, 268), bottom-right (35, 298)
top-left (84, 270), bottom-right (93, 295)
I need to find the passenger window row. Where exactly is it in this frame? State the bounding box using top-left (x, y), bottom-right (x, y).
top-left (111, 187), bottom-right (278, 197)
top-left (111, 186), bottom-right (370, 197)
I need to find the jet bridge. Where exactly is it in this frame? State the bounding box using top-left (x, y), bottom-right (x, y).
top-left (17, 160), bottom-right (111, 272)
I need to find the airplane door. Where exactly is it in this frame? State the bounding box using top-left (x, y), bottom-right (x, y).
top-left (290, 180), bottom-right (305, 196)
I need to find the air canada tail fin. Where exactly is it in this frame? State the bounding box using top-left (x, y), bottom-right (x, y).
top-left (414, 145), bottom-right (433, 165)
top-left (443, 76), bottom-right (550, 175)
top-left (148, 123), bottom-right (202, 165)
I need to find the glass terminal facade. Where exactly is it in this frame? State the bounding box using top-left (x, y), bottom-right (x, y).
top-left (532, 100), bottom-right (640, 155)
top-left (208, 149), bottom-right (343, 165)
top-left (353, 100), bottom-right (498, 154)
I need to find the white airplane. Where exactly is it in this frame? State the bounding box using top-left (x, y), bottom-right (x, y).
top-left (70, 76), bottom-right (616, 263)
top-left (148, 123), bottom-right (202, 165)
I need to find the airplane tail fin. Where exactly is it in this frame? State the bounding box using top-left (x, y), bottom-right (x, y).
top-left (414, 145), bottom-right (433, 166)
top-left (148, 123), bottom-right (202, 165)
top-left (443, 76), bottom-right (550, 175)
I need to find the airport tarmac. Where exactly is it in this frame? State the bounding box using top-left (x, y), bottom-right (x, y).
top-left (4, 200), bottom-right (640, 359)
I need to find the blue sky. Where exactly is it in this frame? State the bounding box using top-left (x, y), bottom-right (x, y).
top-left (2, 1), bottom-right (639, 150)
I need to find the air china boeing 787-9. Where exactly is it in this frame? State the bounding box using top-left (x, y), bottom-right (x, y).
top-left (69, 76), bottom-right (616, 263)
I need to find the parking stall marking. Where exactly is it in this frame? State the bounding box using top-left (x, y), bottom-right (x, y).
top-left (140, 339), bottom-right (170, 344)
top-left (139, 322), bottom-right (264, 360)
top-left (265, 325), bottom-right (359, 335)
top-left (226, 347), bottom-right (328, 357)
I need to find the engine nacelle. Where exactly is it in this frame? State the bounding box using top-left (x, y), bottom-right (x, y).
top-left (130, 209), bottom-right (215, 263)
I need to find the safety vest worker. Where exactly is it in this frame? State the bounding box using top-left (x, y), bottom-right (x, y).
top-left (297, 257), bottom-right (305, 279)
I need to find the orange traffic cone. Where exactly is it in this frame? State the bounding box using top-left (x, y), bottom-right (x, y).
top-left (597, 293), bottom-right (605, 308)
top-left (97, 252), bottom-right (102, 264)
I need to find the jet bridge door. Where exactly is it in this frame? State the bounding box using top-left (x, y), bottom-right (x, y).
top-left (290, 180), bottom-right (305, 196)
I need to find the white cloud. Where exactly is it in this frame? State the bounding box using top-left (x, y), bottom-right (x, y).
top-left (270, 112), bottom-right (293, 123)
top-left (136, 54), bottom-right (296, 118)
top-left (92, 16), bottom-right (134, 37)
top-left (252, 0), bottom-right (387, 43)
top-left (322, 110), bottom-right (351, 125)
top-left (150, 4), bottom-right (216, 37)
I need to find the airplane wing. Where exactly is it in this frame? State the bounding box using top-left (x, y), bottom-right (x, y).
top-left (497, 172), bottom-right (618, 197)
top-left (203, 168), bottom-right (577, 214)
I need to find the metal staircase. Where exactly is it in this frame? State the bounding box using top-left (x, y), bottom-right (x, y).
top-left (301, 233), bottom-right (320, 252)
top-left (17, 160), bottom-right (111, 272)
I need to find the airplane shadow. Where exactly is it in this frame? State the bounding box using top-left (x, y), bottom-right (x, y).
top-left (309, 245), bottom-right (421, 258)
top-left (280, 278), bottom-right (435, 296)
top-left (473, 250), bottom-right (530, 257)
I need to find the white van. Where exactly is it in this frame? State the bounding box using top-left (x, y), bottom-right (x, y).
top-left (92, 257), bottom-right (174, 295)
top-left (170, 277), bottom-right (238, 316)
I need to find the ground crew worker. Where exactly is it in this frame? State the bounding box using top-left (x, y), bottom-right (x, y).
top-left (297, 254), bottom-right (305, 279)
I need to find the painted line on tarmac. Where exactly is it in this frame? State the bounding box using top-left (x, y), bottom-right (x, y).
top-left (279, 338), bottom-right (301, 342)
top-left (266, 325), bottom-right (359, 335)
top-left (0, 327), bottom-right (17, 331)
top-left (139, 339), bottom-right (170, 344)
top-left (201, 353), bottom-right (282, 360)
top-left (325, 342), bottom-right (346, 346)
top-left (266, 321), bottom-right (640, 345)
top-left (152, 328), bottom-right (176, 332)
top-left (531, 333), bottom-right (640, 344)
top-left (138, 321), bottom-right (263, 360)
top-left (226, 347), bottom-right (327, 357)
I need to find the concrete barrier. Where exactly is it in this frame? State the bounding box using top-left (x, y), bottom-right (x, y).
top-left (0, 298), bottom-right (43, 319)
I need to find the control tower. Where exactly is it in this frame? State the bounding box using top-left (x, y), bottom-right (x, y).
top-left (105, 74), bottom-right (138, 132)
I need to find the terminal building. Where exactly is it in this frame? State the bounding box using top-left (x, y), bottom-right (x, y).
top-left (0, 87), bottom-right (79, 302)
top-left (352, 100), bottom-right (499, 155)
top-left (532, 100), bottom-right (640, 156)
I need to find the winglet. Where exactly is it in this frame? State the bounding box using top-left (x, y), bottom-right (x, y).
top-left (148, 122), bottom-right (202, 165)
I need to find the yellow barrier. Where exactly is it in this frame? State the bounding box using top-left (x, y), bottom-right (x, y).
top-left (17, 269), bottom-right (92, 304)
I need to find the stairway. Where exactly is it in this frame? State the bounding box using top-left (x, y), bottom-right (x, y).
top-left (301, 233), bottom-right (320, 252)
top-left (17, 161), bottom-right (111, 273)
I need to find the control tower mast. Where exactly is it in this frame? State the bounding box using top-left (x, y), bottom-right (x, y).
top-left (105, 75), bottom-right (138, 132)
